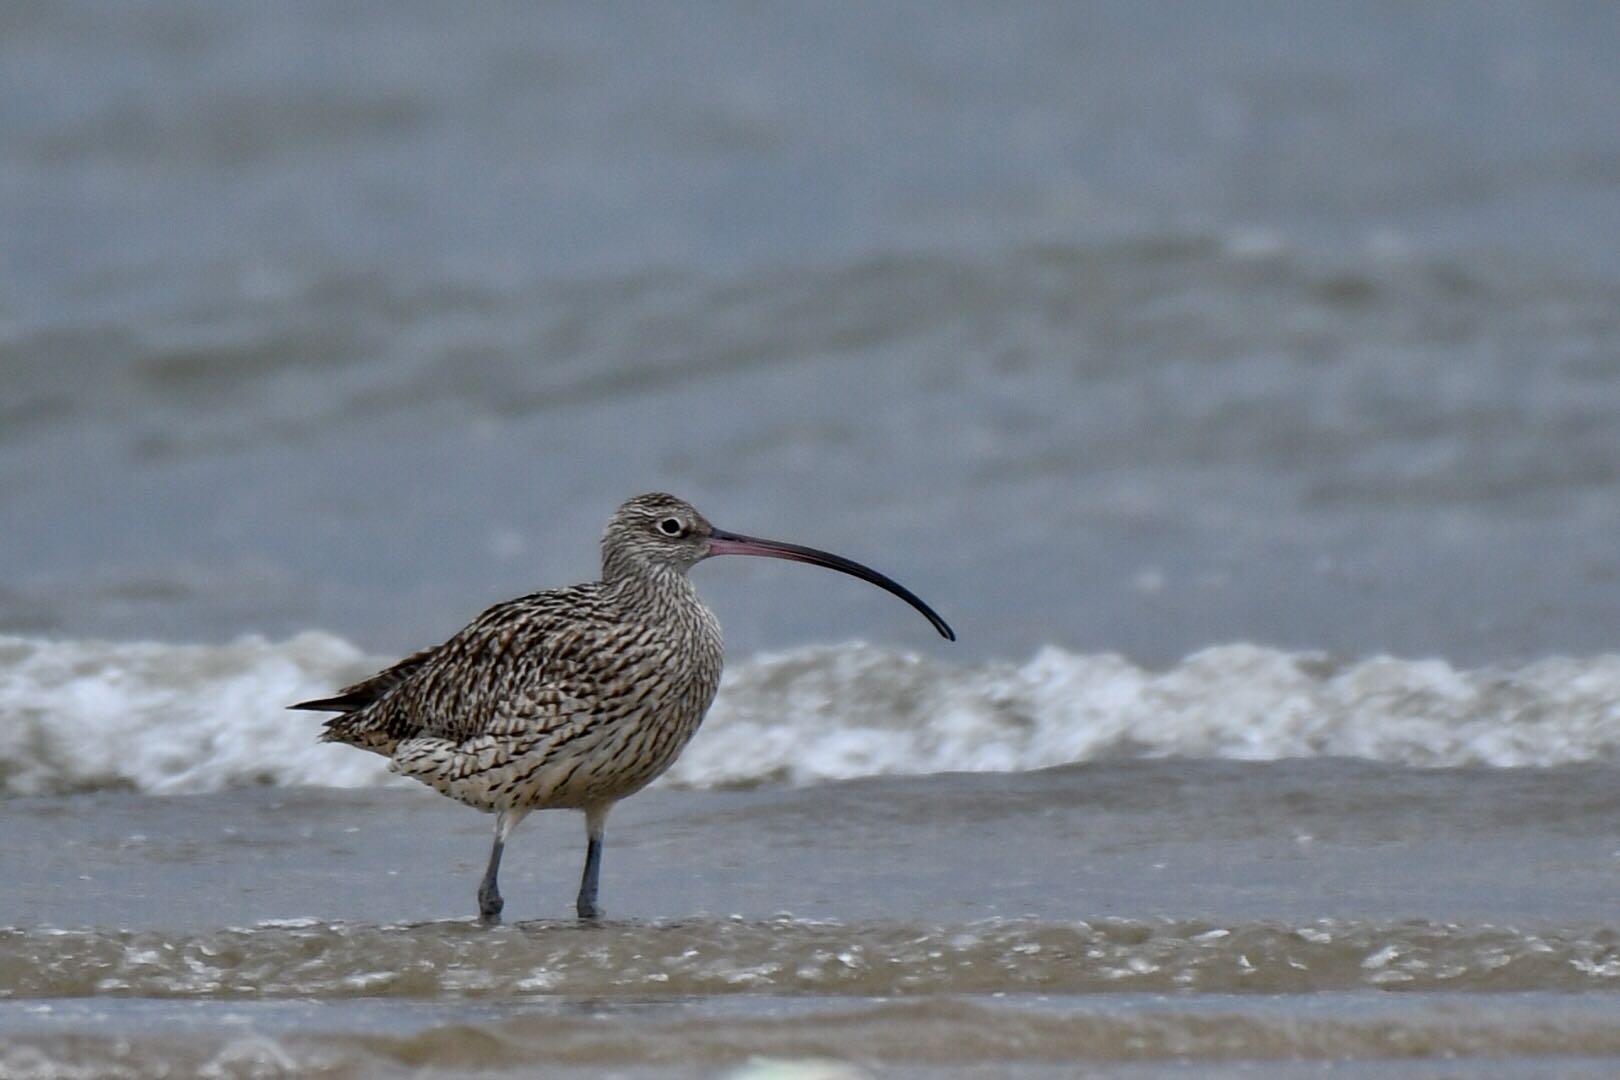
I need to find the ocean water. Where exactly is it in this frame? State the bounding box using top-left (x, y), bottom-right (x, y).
top-left (4, 2), bottom-right (1620, 1077)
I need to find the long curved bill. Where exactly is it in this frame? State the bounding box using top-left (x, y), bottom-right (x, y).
top-left (706, 528), bottom-right (956, 641)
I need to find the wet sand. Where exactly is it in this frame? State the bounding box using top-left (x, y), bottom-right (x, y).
top-left (3, 761), bottom-right (1617, 1076)
top-left (9, 761), bottom-right (1620, 928)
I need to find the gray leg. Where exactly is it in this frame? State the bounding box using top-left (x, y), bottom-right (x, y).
top-left (478, 810), bottom-right (527, 926)
top-left (477, 836), bottom-right (505, 925)
top-left (576, 805), bottom-right (610, 920)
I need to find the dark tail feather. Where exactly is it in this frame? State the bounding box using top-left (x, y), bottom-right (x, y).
top-left (288, 692), bottom-right (372, 714)
top-left (288, 644), bottom-right (440, 715)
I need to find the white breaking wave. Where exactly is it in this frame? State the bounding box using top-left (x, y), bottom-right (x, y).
top-left (0, 633), bottom-right (386, 797)
top-left (2, 633), bottom-right (1619, 797)
top-left (675, 644), bottom-right (1620, 786)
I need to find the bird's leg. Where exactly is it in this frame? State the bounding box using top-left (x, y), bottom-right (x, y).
top-left (576, 804), bottom-right (611, 920)
top-left (478, 809), bottom-right (527, 926)
top-left (476, 837), bottom-right (505, 925)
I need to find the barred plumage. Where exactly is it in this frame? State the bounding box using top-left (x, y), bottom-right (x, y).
top-left (292, 492), bottom-right (953, 925)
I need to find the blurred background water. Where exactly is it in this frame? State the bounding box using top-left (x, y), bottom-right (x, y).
top-left (5, 1), bottom-right (1620, 665)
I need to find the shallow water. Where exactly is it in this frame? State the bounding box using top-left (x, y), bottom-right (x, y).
top-left (3, 767), bottom-right (1619, 1076)
top-left (7, 994), bottom-right (1620, 1078)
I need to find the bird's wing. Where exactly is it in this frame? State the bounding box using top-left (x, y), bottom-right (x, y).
top-left (287, 644), bottom-right (442, 714)
top-left (316, 584), bottom-right (643, 754)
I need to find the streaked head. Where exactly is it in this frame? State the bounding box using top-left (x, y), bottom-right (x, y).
top-left (602, 492), bottom-right (717, 577)
top-left (602, 492), bottom-right (955, 641)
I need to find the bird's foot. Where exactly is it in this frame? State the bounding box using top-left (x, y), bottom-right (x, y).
top-left (478, 889), bottom-right (504, 927)
top-left (576, 900), bottom-right (602, 921)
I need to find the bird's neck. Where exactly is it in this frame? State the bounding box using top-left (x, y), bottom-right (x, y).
top-left (607, 562), bottom-right (706, 624)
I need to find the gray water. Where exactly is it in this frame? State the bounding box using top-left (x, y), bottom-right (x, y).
top-left (3, 765), bottom-right (1620, 1077)
top-left (4, 1), bottom-right (1620, 663)
top-left (5, 3), bottom-right (1620, 1077)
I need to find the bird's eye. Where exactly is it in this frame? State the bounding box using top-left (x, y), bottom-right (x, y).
top-left (658, 517), bottom-right (683, 536)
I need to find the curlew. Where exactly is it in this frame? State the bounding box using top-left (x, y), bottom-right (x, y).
top-left (291, 493), bottom-right (953, 925)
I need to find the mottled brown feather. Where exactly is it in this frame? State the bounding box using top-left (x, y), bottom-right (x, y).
top-left (307, 495), bottom-right (727, 814)
top-left (288, 644), bottom-right (441, 714)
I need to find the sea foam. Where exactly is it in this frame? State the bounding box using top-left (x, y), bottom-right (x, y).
top-left (0, 632), bottom-right (384, 796)
top-left (1, 633), bottom-right (1618, 796)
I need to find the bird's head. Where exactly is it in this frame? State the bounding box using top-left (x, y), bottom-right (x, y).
top-left (601, 492), bottom-right (955, 640)
top-left (602, 492), bottom-right (717, 578)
